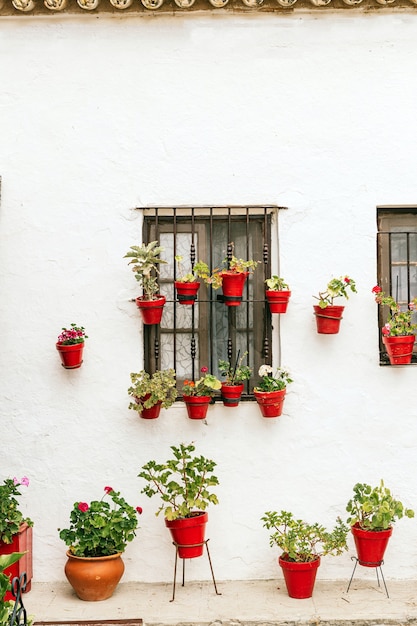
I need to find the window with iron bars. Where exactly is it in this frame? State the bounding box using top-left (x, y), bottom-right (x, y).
top-left (377, 206), bottom-right (417, 365)
top-left (139, 205), bottom-right (285, 398)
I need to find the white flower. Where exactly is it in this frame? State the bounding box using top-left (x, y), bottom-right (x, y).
top-left (258, 365), bottom-right (273, 377)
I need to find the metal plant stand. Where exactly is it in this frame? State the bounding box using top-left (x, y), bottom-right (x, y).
top-left (9, 573), bottom-right (28, 626)
top-left (346, 556), bottom-right (389, 598)
top-left (170, 539), bottom-right (221, 602)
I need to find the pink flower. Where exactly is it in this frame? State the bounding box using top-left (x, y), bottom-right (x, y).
top-left (372, 285), bottom-right (382, 294)
top-left (12, 477), bottom-right (19, 486)
top-left (104, 486), bottom-right (113, 493)
top-left (20, 476), bottom-right (29, 487)
top-left (136, 506), bottom-right (143, 514)
top-left (201, 366), bottom-right (208, 374)
top-left (78, 502), bottom-right (89, 512)
top-left (382, 324), bottom-right (391, 336)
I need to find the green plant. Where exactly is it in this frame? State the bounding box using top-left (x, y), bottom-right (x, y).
top-left (346, 480), bottom-right (415, 531)
top-left (254, 365), bottom-right (293, 392)
top-left (57, 324), bottom-right (87, 345)
top-left (0, 552), bottom-right (24, 623)
top-left (207, 244), bottom-right (260, 290)
top-left (174, 256), bottom-right (211, 284)
top-left (182, 367), bottom-right (222, 397)
top-left (265, 276), bottom-right (289, 291)
top-left (0, 477), bottom-right (33, 545)
top-left (138, 442), bottom-right (219, 521)
top-left (128, 369), bottom-right (177, 411)
top-left (59, 486), bottom-right (142, 557)
top-left (261, 510), bottom-right (349, 563)
top-left (314, 276), bottom-right (357, 309)
top-left (124, 241), bottom-right (167, 301)
top-left (372, 286), bottom-right (417, 337)
top-left (219, 351), bottom-right (252, 385)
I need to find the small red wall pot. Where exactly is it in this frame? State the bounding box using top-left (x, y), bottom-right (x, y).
top-left (265, 290), bottom-right (291, 314)
top-left (351, 523), bottom-right (393, 566)
top-left (135, 395), bottom-right (162, 419)
top-left (174, 281), bottom-right (200, 305)
top-left (382, 335), bottom-right (415, 365)
top-left (56, 342), bottom-right (84, 369)
top-left (221, 383), bottom-right (244, 407)
top-left (254, 389), bottom-right (286, 418)
top-left (313, 305), bottom-right (344, 334)
top-left (64, 551), bottom-right (125, 601)
top-left (165, 511), bottom-right (208, 559)
top-left (279, 555), bottom-right (320, 599)
top-left (220, 271), bottom-right (248, 307)
top-left (0, 522), bottom-right (33, 600)
top-left (135, 295), bottom-right (166, 325)
top-left (183, 395), bottom-right (211, 420)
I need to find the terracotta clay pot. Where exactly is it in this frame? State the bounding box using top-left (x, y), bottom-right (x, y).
top-left (183, 395), bottom-right (211, 420)
top-left (254, 389), bottom-right (286, 418)
top-left (220, 271), bottom-right (248, 307)
top-left (135, 295), bottom-right (166, 325)
top-left (351, 523), bottom-right (393, 566)
top-left (56, 342), bottom-right (84, 369)
top-left (383, 335), bottom-right (415, 365)
top-left (221, 383), bottom-right (244, 407)
top-left (64, 551), bottom-right (125, 601)
top-left (175, 281), bottom-right (200, 305)
top-left (0, 522), bottom-right (33, 600)
top-left (265, 290), bottom-right (291, 314)
top-left (279, 555), bottom-right (320, 599)
top-left (165, 511), bottom-right (208, 559)
top-left (313, 305), bottom-right (344, 334)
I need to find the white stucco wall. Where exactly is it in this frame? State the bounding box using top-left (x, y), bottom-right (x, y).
top-left (1, 10), bottom-right (417, 585)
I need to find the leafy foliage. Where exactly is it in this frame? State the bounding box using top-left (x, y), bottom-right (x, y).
top-left (138, 442), bottom-right (219, 521)
top-left (57, 323), bottom-right (87, 345)
top-left (314, 276), bottom-right (357, 309)
top-left (128, 369), bottom-right (177, 411)
top-left (182, 367), bottom-right (221, 397)
top-left (174, 256), bottom-right (211, 284)
top-left (0, 477), bottom-right (33, 545)
top-left (372, 286), bottom-right (417, 337)
top-left (254, 365), bottom-right (293, 392)
top-left (346, 480), bottom-right (415, 531)
top-left (265, 276), bottom-right (289, 291)
top-left (219, 351), bottom-right (252, 385)
top-left (0, 552), bottom-right (24, 624)
top-left (261, 510), bottom-right (349, 563)
top-left (124, 241), bottom-right (167, 300)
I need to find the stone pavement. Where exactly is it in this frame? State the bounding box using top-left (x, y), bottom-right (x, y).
top-left (26, 578), bottom-right (417, 626)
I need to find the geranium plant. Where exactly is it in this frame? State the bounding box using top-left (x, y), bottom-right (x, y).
top-left (346, 480), bottom-right (414, 531)
top-left (174, 256), bottom-right (211, 284)
top-left (128, 369), bottom-right (177, 412)
top-left (265, 276), bottom-right (289, 291)
top-left (0, 477), bottom-right (33, 544)
top-left (57, 324), bottom-right (87, 345)
top-left (182, 367), bottom-right (221, 397)
top-left (138, 442), bottom-right (219, 520)
top-left (254, 365), bottom-right (293, 392)
top-left (219, 351), bottom-right (252, 385)
top-left (59, 486), bottom-right (142, 557)
top-left (209, 252), bottom-right (260, 290)
top-left (0, 552), bottom-right (24, 622)
top-left (124, 241), bottom-right (167, 301)
top-left (372, 286), bottom-right (417, 336)
top-left (314, 276), bottom-right (357, 309)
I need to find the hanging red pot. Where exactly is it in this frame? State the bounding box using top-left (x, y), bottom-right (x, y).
top-left (135, 295), bottom-right (166, 325)
top-left (351, 524), bottom-right (393, 566)
top-left (56, 343), bottom-right (84, 369)
top-left (313, 305), bottom-right (344, 334)
top-left (0, 522), bottom-right (33, 600)
top-left (174, 281), bottom-right (200, 305)
top-left (382, 335), bottom-right (415, 365)
top-left (220, 271), bottom-right (248, 307)
top-left (279, 555), bottom-right (320, 599)
top-left (254, 389), bottom-right (286, 418)
top-left (265, 290), bottom-right (291, 314)
top-left (183, 395), bottom-right (211, 419)
top-left (135, 395), bottom-right (162, 419)
top-left (221, 383), bottom-right (244, 407)
top-left (165, 511), bottom-right (208, 558)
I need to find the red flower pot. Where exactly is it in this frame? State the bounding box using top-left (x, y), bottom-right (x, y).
top-left (313, 305), bottom-right (344, 334)
top-left (0, 523), bottom-right (33, 600)
top-left (266, 290), bottom-right (291, 314)
top-left (56, 342), bottom-right (84, 369)
top-left (221, 271), bottom-right (248, 307)
top-left (254, 389), bottom-right (286, 418)
top-left (64, 551), bottom-right (125, 601)
top-left (165, 512), bottom-right (208, 559)
top-left (351, 523), bottom-right (393, 566)
top-left (175, 281), bottom-right (200, 305)
top-left (383, 335), bottom-right (415, 365)
top-left (183, 395), bottom-right (211, 420)
top-left (221, 383), bottom-right (244, 407)
top-left (135, 395), bottom-right (162, 419)
top-left (279, 555), bottom-right (320, 599)
top-left (135, 295), bottom-right (166, 325)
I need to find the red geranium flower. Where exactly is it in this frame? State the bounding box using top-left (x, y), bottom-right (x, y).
top-left (136, 506), bottom-right (143, 514)
top-left (104, 486), bottom-right (113, 493)
top-left (78, 502), bottom-right (89, 512)
top-left (372, 285), bottom-right (382, 294)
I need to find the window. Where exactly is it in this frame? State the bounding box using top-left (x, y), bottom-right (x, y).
top-left (377, 206), bottom-right (417, 364)
top-left (140, 205), bottom-right (284, 397)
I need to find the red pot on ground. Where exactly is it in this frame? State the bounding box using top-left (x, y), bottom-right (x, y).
top-left (266, 290), bottom-right (291, 314)
top-left (254, 389), bottom-right (286, 418)
top-left (221, 271), bottom-right (248, 307)
top-left (351, 523), bottom-right (393, 566)
top-left (221, 383), bottom-right (244, 407)
top-left (64, 551), bottom-right (125, 601)
top-left (135, 295), bottom-right (166, 325)
top-left (183, 395), bottom-right (211, 420)
top-left (165, 511), bottom-right (208, 559)
top-left (279, 555), bottom-right (321, 599)
top-left (175, 281), bottom-right (200, 305)
top-left (0, 522), bottom-right (33, 600)
top-left (383, 335), bottom-right (415, 365)
top-left (56, 342), bottom-right (84, 369)
top-left (313, 305), bottom-right (344, 334)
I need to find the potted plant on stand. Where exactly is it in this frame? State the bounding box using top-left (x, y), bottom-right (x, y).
top-left (210, 247), bottom-right (260, 307)
top-left (56, 323), bottom-right (88, 369)
top-left (0, 477), bottom-right (33, 601)
top-left (59, 486), bottom-right (142, 601)
top-left (218, 350), bottom-right (252, 407)
top-left (346, 480), bottom-right (414, 567)
top-left (265, 276), bottom-right (291, 314)
top-left (124, 241), bottom-right (167, 325)
top-left (139, 442), bottom-right (219, 559)
top-left (372, 286), bottom-right (417, 365)
top-left (174, 256), bottom-right (211, 305)
top-left (182, 367), bottom-right (221, 420)
top-left (253, 365), bottom-right (292, 418)
top-left (261, 510), bottom-right (349, 599)
top-left (128, 369), bottom-right (177, 419)
top-left (313, 276), bottom-right (357, 334)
